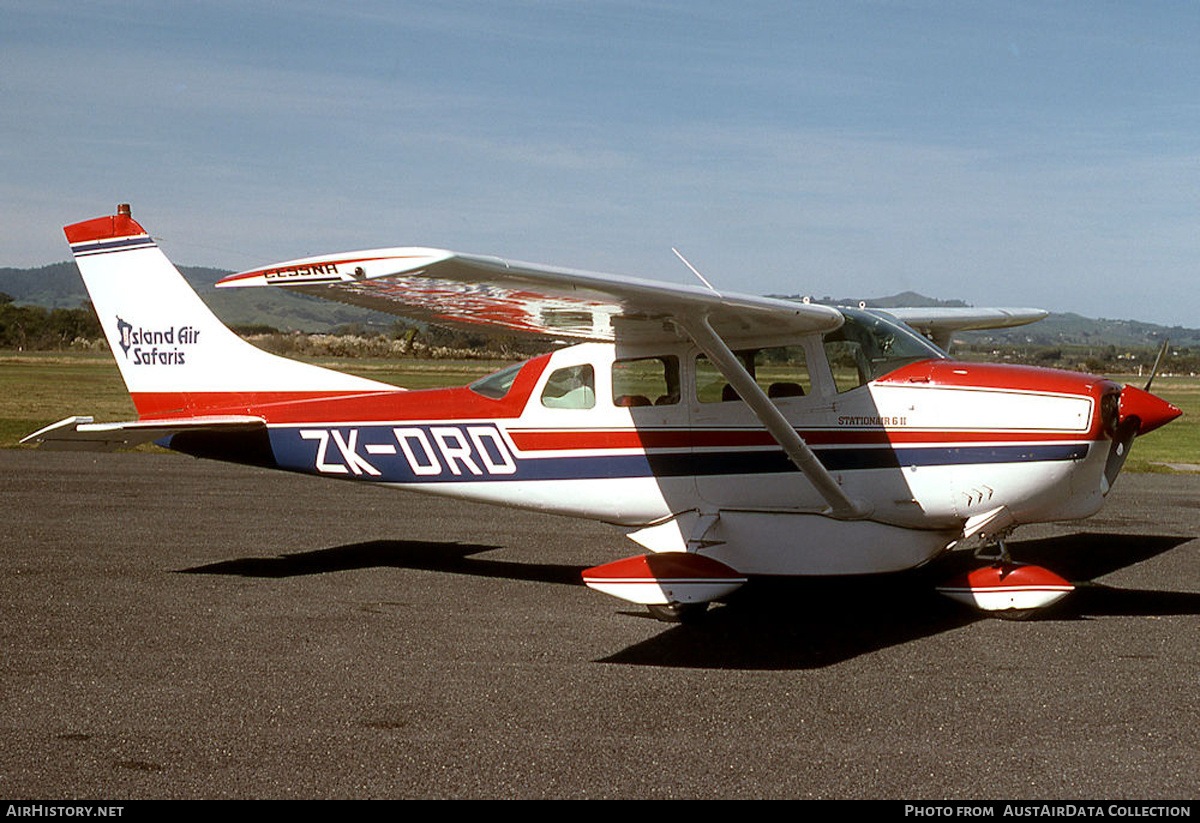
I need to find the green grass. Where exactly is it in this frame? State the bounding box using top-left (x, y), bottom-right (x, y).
top-left (0, 352), bottom-right (138, 448)
top-left (4, 351), bottom-right (1197, 471)
top-left (1111, 375), bottom-right (1200, 472)
top-left (0, 352), bottom-right (518, 449)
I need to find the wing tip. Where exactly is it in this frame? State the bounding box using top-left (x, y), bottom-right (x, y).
top-left (217, 248), bottom-right (456, 289)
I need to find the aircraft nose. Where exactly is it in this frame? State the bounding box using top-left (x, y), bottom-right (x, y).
top-left (1119, 384), bottom-right (1182, 436)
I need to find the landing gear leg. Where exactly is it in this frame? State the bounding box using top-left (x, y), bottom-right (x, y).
top-left (974, 536), bottom-right (1012, 564)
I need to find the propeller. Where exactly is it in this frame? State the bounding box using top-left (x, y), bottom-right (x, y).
top-left (1101, 354), bottom-right (1183, 492)
top-left (1144, 338), bottom-right (1169, 392)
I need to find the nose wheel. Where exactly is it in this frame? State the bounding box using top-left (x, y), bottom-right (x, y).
top-left (937, 539), bottom-right (1074, 617)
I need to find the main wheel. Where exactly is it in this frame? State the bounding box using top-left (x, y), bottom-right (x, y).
top-left (992, 608), bottom-right (1038, 621)
top-left (646, 602), bottom-right (709, 623)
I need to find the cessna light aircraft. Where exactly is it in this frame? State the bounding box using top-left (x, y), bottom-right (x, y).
top-left (25, 205), bottom-right (1181, 621)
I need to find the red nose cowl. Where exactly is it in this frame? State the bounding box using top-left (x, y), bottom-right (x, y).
top-left (1119, 384), bottom-right (1182, 436)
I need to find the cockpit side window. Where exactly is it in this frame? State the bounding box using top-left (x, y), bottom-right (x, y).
top-left (823, 338), bottom-right (872, 393)
top-left (541, 364), bottom-right (596, 409)
top-left (822, 308), bottom-right (944, 392)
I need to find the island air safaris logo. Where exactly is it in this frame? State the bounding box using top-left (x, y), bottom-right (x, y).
top-left (114, 315), bottom-right (201, 365)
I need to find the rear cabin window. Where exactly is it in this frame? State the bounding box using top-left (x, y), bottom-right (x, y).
top-left (612, 356), bottom-right (680, 407)
top-left (696, 346), bottom-right (811, 403)
top-left (540, 364), bottom-right (596, 409)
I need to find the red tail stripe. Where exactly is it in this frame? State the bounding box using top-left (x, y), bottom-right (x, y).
top-left (129, 355), bottom-right (551, 422)
top-left (64, 215), bottom-right (149, 244)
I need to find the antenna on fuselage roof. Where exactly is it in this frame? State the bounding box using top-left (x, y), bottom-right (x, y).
top-left (671, 248), bottom-right (717, 293)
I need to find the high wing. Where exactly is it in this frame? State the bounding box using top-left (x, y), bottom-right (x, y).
top-left (216, 249), bottom-right (845, 345)
top-left (217, 250), bottom-right (1049, 350)
top-left (216, 248), bottom-right (1053, 520)
top-left (220, 247), bottom-right (870, 517)
top-left (885, 307), bottom-right (1048, 350)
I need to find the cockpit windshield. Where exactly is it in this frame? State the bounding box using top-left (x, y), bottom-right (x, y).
top-left (468, 362), bottom-right (524, 399)
top-left (822, 308), bottom-right (945, 391)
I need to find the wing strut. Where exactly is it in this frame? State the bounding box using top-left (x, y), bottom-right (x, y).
top-left (678, 314), bottom-right (871, 520)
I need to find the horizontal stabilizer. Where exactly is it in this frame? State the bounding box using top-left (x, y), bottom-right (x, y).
top-left (22, 415), bottom-right (264, 451)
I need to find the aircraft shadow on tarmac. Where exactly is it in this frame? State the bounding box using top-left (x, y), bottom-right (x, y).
top-left (180, 539), bottom-right (585, 586)
top-left (605, 532), bottom-right (1199, 669)
top-left (179, 532), bottom-right (1197, 670)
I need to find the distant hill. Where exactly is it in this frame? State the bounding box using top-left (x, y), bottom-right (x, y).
top-left (0, 262), bottom-right (398, 333)
top-left (0, 263), bottom-right (91, 309)
top-left (773, 291), bottom-right (1200, 349)
top-left (970, 312), bottom-right (1200, 349)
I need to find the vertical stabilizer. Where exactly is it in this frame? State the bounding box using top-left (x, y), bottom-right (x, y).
top-left (64, 205), bottom-right (395, 419)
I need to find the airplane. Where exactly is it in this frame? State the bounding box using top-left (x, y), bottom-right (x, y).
top-left (23, 204), bottom-right (1182, 621)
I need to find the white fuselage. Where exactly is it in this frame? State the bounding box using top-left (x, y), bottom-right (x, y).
top-left (247, 338), bottom-right (1118, 576)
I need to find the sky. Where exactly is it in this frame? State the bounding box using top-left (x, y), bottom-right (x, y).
top-left (3, 1), bottom-right (1199, 325)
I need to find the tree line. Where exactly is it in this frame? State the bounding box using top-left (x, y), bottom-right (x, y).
top-left (0, 293), bottom-right (103, 350)
top-left (0, 293), bottom-right (547, 359)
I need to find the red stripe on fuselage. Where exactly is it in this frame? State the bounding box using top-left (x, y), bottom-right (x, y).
top-left (506, 428), bottom-right (1098, 452)
top-left (878, 360), bottom-right (1119, 441)
top-left (880, 360), bottom-right (1115, 395)
top-left (127, 354), bottom-right (1115, 452)
top-left (131, 355), bottom-right (550, 423)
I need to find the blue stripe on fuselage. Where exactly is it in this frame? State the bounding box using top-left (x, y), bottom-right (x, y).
top-left (265, 424), bottom-right (1089, 484)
